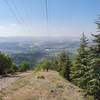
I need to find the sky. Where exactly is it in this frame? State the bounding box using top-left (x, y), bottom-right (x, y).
top-left (0, 0), bottom-right (100, 37)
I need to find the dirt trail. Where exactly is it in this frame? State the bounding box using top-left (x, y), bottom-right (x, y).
top-left (0, 71), bottom-right (85, 100)
top-left (0, 72), bottom-right (31, 91)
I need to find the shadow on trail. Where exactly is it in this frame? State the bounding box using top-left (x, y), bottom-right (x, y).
top-left (0, 74), bottom-right (20, 79)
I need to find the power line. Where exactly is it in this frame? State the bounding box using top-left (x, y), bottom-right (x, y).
top-left (9, 0), bottom-right (25, 25)
top-left (3, 0), bottom-right (27, 34)
top-left (9, 0), bottom-right (35, 34)
top-left (4, 0), bottom-right (49, 35)
top-left (3, 0), bottom-right (22, 24)
top-left (45, 0), bottom-right (48, 25)
top-left (45, 0), bottom-right (49, 38)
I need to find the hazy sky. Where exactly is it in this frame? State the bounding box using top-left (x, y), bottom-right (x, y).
top-left (0, 0), bottom-right (100, 37)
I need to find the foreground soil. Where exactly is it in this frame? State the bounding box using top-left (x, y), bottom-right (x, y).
top-left (0, 71), bottom-right (86, 100)
top-left (0, 72), bottom-right (31, 91)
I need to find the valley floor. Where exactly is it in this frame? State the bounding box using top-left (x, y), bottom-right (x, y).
top-left (0, 71), bottom-right (85, 100)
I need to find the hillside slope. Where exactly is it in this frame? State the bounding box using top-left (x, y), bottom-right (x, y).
top-left (0, 71), bottom-right (85, 100)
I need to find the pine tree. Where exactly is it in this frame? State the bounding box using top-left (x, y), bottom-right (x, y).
top-left (87, 58), bottom-right (100, 99)
top-left (86, 18), bottom-right (100, 99)
top-left (57, 52), bottom-right (71, 81)
top-left (71, 33), bottom-right (89, 89)
top-left (91, 34), bottom-right (100, 57)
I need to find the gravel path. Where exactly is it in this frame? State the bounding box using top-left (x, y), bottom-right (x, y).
top-left (0, 72), bottom-right (31, 91)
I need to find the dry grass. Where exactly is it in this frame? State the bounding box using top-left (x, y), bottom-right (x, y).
top-left (0, 70), bottom-right (89, 100)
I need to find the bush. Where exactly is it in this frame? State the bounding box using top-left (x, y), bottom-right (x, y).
top-left (19, 62), bottom-right (30, 72)
top-left (0, 52), bottom-right (12, 75)
top-left (8, 64), bottom-right (19, 74)
top-left (35, 59), bottom-right (52, 72)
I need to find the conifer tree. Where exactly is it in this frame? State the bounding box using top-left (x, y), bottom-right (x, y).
top-left (86, 18), bottom-right (100, 99)
top-left (57, 52), bottom-right (71, 81)
top-left (71, 33), bottom-right (89, 89)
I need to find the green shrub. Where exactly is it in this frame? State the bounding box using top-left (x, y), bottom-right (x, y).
top-left (19, 61), bottom-right (30, 72)
top-left (0, 52), bottom-right (12, 75)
